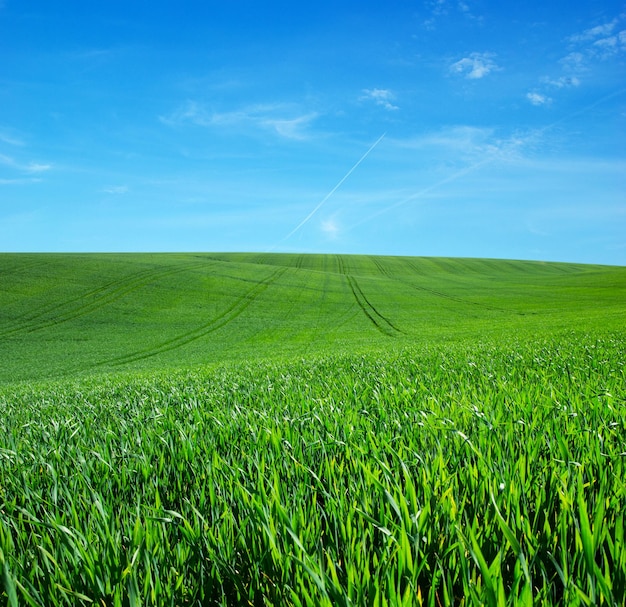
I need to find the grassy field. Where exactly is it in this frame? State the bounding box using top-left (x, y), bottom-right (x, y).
top-left (1, 253), bottom-right (625, 605)
top-left (1, 253), bottom-right (624, 383)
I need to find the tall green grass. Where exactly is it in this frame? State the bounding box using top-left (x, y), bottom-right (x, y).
top-left (1, 334), bottom-right (624, 605)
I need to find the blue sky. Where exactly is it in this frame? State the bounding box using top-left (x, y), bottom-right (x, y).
top-left (1, 1), bottom-right (625, 264)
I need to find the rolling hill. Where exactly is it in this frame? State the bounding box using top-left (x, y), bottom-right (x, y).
top-left (1, 252), bottom-right (624, 383)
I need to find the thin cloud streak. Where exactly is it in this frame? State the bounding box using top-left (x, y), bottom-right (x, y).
top-left (103, 185), bottom-right (129, 194)
top-left (160, 101), bottom-right (318, 140)
top-left (0, 154), bottom-right (52, 173)
top-left (0, 132), bottom-right (25, 147)
top-left (0, 178), bottom-right (43, 185)
top-left (270, 132), bottom-right (386, 249)
top-left (569, 19), bottom-right (618, 43)
top-left (347, 156), bottom-right (494, 231)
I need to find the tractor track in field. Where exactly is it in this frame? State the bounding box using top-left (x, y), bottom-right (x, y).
top-left (0, 257), bottom-right (55, 278)
top-left (369, 256), bottom-right (523, 316)
top-left (401, 260), bottom-right (526, 315)
top-left (0, 261), bottom-right (213, 339)
top-left (96, 266), bottom-right (289, 368)
top-left (337, 256), bottom-right (402, 337)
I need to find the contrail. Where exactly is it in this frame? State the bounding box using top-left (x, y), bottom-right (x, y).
top-left (347, 87), bottom-right (626, 232)
top-left (538, 87), bottom-right (626, 134)
top-left (271, 132), bottom-right (386, 249)
top-left (347, 155), bottom-right (494, 231)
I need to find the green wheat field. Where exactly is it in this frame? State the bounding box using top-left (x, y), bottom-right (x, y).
top-left (1, 253), bottom-right (625, 606)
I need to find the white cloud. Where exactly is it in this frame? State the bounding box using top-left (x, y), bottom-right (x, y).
top-left (594, 36), bottom-right (618, 50)
top-left (566, 16), bottom-right (626, 62)
top-left (161, 101), bottom-right (317, 139)
top-left (0, 153), bottom-right (16, 167)
top-left (26, 162), bottom-right (52, 173)
top-left (159, 100), bottom-right (213, 127)
top-left (422, 0), bottom-right (481, 28)
top-left (534, 13), bottom-right (626, 100)
top-left (427, 0), bottom-right (448, 17)
top-left (400, 125), bottom-right (493, 149)
top-left (450, 52), bottom-right (500, 79)
top-left (103, 185), bottom-right (129, 195)
top-left (262, 114), bottom-right (318, 140)
top-left (361, 88), bottom-right (399, 111)
top-left (390, 125), bottom-right (524, 163)
top-left (0, 178), bottom-right (42, 185)
top-left (526, 92), bottom-right (552, 106)
top-left (0, 154), bottom-right (51, 173)
top-left (0, 131), bottom-right (24, 147)
top-left (560, 51), bottom-right (587, 73)
top-left (591, 32), bottom-right (626, 57)
top-left (569, 20), bottom-right (618, 43)
top-left (541, 75), bottom-right (581, 88)
top-left (321, 217), bottom-right (340, 239)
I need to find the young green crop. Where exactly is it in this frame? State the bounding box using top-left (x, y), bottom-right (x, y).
top-left (1, 253), bottom-right (625, 384)
top-left (1, 334), bottom-right (624, 605)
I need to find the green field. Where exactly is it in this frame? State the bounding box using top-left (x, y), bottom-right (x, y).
top-left (1, 253), bottom-right (625, 383)
top-left (1, 253), bottom-right (625, 606)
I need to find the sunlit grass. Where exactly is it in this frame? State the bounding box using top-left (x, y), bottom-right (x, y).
top-left (1, 335), bottom-right (624, 605)
top-left (1, 253), bottom-right (624, 604)
top-left (1, 253), bottom-right (624, 383)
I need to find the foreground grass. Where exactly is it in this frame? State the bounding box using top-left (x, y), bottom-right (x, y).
top-left (1, 333), bottom-right (624, 606)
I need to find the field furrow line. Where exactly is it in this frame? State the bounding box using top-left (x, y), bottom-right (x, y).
top-left (0, 262), bottom-right (211, 338)
top-left (345, 274), bottom-right (402, 336)
top-left (98, 267), bottom-right (288, 368)
top-left (334, 255), bottom-right (401, 336)
top-left (403, 260), bottom-right (526, 315)
top-left (3, 266), bottom-right (167, 330)
top-left (370, 256), bottom-right (394, 280)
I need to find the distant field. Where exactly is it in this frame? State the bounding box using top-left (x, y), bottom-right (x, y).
top-left (1, 253), bottom-right (625, 383)
top-left (0, 254), bottom-right (625, 606)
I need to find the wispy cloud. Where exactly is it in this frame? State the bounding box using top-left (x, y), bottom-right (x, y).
top-left (0, 154), bottom-right (52, 173)
top-left (422, 0), bottom-right (482, 29)
top-left (0, 178), bottom-right (43, 185)
top-left (260, 114), bottom-right (318, 140)
top-left (103, 185), bottom-right (129, 195)
top-left (450, 52), bottom-right (500, 79)
top-left (0, 130), bottom-right (25, 147)
top-left (591, 31), bottom-right (626, 58)
top-left (529, 13), bottom-right (625, 105)
top-left (566, 14), bottom-right (626, 63)
top-left (321, 217), bottom-right (340, 239)
top-left (559, 51), bottom-right (587, 73)
top-left (526, 92), bottom-right (552, 106)
top-left (361, 88), bottom-right (399, 110)
top-left (422, 0), bottom-right (448, 28)
top-left (541, 75), bottom-right (580, 89)
top-left (345, 126), bottom-right (556, 233)
top-left (26, 162), bottom-right (52, 173)
top-left (159, 100), bottom-right (208, 126)
top-left (0, 154), bottom-right (18, 168)
top-left (160, 101), bottom-right (318, 140)
top-left (272, 133), bottom-right (386, 249)
top-left (568, 19), bottom-right (619, 44)
top-left (392, 125), bottom-right (520, 161)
